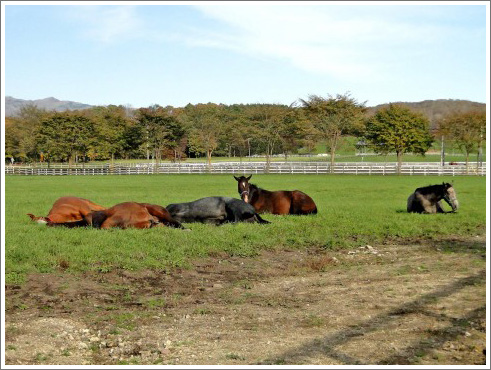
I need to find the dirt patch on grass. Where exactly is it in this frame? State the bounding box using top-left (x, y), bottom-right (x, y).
top-left (4, 236), bottom-right (487, 365)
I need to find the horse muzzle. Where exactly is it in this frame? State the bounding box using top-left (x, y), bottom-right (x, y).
top-left (241, 191), bottom-right (249, 203)
top-left (450, 198), bottom-right (459, 211)
top-left (446, 196), bottom-right (459, 212)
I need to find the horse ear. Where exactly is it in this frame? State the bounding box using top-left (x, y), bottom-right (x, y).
top-left (233, 176), bottom-right (240, 181)
top-left (246, 175), bottom-right (252, 180)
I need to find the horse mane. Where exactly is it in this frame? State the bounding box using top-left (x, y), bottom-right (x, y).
top-left (415, 183), bottom-right (451, 195)
top-left (249, 183), bottom-right (259, 191)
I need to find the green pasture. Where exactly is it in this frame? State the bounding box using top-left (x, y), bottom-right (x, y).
top-left (91, 152), bottom-right (481, 164)
top-left (4, 174), bottom-right (486, 284)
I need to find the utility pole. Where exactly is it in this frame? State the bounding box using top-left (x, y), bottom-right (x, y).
top-left (440, 135), bottom-right (445, 167)
top-left (477, 128), bottom-right (483, 168)
top-left (246, 138), bottom-right (251, 161)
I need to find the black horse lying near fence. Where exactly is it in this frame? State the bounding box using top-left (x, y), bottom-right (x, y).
top-left (166, 197), bottom-right (270, 225)
top-left (407, 183), bottom-right (459, 214)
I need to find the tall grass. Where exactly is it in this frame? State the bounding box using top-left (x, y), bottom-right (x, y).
top-left (4, 174), bottom-right (486, 284)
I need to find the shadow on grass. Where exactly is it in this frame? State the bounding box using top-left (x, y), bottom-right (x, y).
top-left (438, 242), bottom-right (486, 256)
top-left (258, 269), bottom-right (486, 365)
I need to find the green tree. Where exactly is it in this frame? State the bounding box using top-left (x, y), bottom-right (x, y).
top-left (247, 104), bottom-right (291, 171)
top-left (89, 105), bottom-right (133, 164)
top-left (278, 106), bottom-right (310, 161)
top-left (437, 110), bottom-right (486, 172)
top-left (365, 104), bottom-right (433, 173)
top-left (5, 105), bottom-right (48, 162)
top-left (299, 93), bottom-right (366, 172)
top-left (37, 112), bottom-right (96, 167)
top-left (136, 105), bottom-right (186, 167)
top-left (180, 103), bottom-right (226, 169)
top-left (120, 122), bottom-right (145, 159)
top-left (221, 105), bottom-right (252, 160)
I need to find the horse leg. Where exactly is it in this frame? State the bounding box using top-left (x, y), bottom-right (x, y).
top-left (100, 216), bottom-right (126, 229)
top-left (132, 220), bottom-right (154, 229)
top-left (99, 219), bottom-right (117, 229)
top-left (436, 201), bottom-right (446, 213)
top-left (253, 213), bottom-right (270, 224)
top-left (414, 193), bottom-right (435, 214)
top-left (423, 203), bottom-right (437, 214)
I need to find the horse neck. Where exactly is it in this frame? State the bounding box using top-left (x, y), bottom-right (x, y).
top-left (248, 185), bottom-right (262, 203)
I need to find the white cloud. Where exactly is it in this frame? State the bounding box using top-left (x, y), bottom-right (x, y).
top-left (189, 4), bottom-right (449, 82)
top-left (66, 5), bottom-right (143, 43)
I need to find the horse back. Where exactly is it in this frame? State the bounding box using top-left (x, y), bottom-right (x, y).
top-left (94, 202), bottom-right (155, 229)
top-left (166, 197), bottom-right (227, 223)
top-left (251, 189), bottom-right (316, 215)
top-left (47, 196), bottom-right (105, 223)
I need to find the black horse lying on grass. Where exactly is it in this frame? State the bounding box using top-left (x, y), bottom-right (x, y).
top-left (166, 197), bottom-right (270, 225)
top-left (407, 183), bottom-right (459, 214)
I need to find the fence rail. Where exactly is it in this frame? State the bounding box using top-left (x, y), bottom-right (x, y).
top-left (4, 162), bottom-right (486, 176)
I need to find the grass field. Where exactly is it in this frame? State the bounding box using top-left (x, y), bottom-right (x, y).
top-left (4, 174), bottom-right (486, 284)
top-left (87, 152), bottom-right (482, 164)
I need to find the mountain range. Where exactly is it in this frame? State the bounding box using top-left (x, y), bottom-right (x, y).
top-left (5, 96), bottom-right (93, 117)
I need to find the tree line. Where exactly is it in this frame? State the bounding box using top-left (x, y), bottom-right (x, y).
top-left (5, 93), bottom-right (486, 172)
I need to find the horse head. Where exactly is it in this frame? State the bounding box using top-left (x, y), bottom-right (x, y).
top-left (442, 182), bottom-right (459, 212)
top-left (234, 175), bottom-right (252, 203)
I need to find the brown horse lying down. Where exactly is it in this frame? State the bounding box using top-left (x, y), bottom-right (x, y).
top-left (234, 175), bottom-right (317, 215)
top-left (88, 202), bottom-right (185, 229)
top-left (27, 196), bottom-right (106, 227)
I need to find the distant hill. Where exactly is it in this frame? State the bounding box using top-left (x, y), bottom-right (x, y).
top-left (5, 96), bottom-right (93, 117)
top-left (367, 99), bottom-right (486, 130)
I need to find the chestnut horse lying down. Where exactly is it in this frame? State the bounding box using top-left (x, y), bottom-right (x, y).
top-left (27, 196), bottom-right (106, 227)
top-left (166, 196), bottom-right (270, 225)
top-left (28, 197), bottom-right (184, 229)
top-left (234, 175), bottom-right (317, 215)
top-left (88, 202), bottom-right (185, 229)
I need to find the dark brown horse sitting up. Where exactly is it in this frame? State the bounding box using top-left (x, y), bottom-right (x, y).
top-left (88, 202), bottom-right (185, 229)
top-left (233, 175), bottom-right (317, 215)
top-left (27, 196), bottom-right (106, 227)
top-left (407, 183), bottom-right (459, 214)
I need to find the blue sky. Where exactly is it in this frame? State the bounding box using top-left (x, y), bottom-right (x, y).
top-left (2, 2), bottom-right (488, 108)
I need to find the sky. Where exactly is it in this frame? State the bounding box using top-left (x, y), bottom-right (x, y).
top-left (2, 1), bottom-right (489, 108)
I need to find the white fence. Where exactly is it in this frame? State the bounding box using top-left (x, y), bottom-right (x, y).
top-left (4, 162), bottom-right (486, 176)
